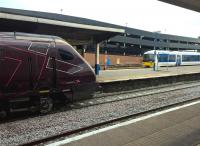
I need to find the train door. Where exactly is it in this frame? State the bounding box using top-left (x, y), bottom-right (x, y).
top-left (45, 42), bottom-right (57, 89)
top-left (55, 46), bottom-right (76, 100)
top-left (176, 55), bottom-right (181, 66)
top-left (56, 48), bottom-right (74, 87)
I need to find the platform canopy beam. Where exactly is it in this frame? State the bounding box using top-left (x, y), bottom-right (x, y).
top-left (159, 0), bottom-right (200, 13)
top-left (0, 7), bottom-right (125, 46)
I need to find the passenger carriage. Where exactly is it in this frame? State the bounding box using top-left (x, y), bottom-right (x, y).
top-left (143, 50), bottom-right (200, 67)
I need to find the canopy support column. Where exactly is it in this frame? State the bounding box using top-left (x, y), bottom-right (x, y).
top-left (95, 43), bottom-right (100, 75)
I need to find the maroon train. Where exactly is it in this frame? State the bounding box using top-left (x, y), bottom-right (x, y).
top-left (0, 32), bottom-right (96, 117)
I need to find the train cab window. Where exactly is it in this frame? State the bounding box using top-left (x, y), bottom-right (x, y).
top-left (58, 49), bottom-right (74, 61)
top-left (143, 54), bottom-right (154, 62)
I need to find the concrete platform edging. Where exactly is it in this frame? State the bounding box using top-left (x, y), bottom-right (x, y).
top-left (47, 100), bottom-right (200, 146)
top-left (98, 73), bottom-right (200, 93)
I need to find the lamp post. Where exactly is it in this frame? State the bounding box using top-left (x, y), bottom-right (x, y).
top-left (167, 39), bottom-right (169, 71)
top-left (124, 23), bottom-right (128, 47)
top-left (153, 31), bottom-right (161, 71)
top-left (153, 34), bottom-right (157, 71)
top-left (153, 47), bottom-right (157, 71)
top-left (140, 36), bottom-right (144, 49)
top-left (60, 9), bottom-right (63, 14)
top-left (123, 23), bottom-right (128, 55)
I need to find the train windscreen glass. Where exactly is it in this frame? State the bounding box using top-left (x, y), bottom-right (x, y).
top-left (143, 54), bottom-right (154, 62)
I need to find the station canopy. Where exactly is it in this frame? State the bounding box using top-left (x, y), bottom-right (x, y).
top-left (0, 7), bottom-right (125, 45)
top-left (159, 0), bottom-right (200, 12)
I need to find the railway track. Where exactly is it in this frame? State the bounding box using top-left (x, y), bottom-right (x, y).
top-left (67, 80), bottom-right (200, 109)
top-left (21, 97), bottom-right (200, 146)
top-left (1, 80), bottom-right (200, 124)
top-left (1, 80), bottom-right (200, 146)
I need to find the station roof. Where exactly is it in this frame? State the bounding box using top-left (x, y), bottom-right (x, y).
top-left (159, 0), bottom-right (200, 12)
top-left (0, 7), bottom-right (125, 45)
top-left (1, 7), bottom-right (200, 51)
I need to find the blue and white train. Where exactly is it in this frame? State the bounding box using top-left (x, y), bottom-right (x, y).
top-left (143, 50), bottom-right (200, 67)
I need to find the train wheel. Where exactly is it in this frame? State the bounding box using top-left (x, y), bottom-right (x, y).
top-left (39, 97), bottom-right (53, 114)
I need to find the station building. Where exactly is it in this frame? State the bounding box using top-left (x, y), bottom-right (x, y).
top-left (83, 28), bottom-right (200, 68)
top-left (1, 7), bottom-right (200, 69)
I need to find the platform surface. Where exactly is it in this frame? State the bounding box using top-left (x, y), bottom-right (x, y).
top-left (96, 65), bottom-right (200, 82)
top-left (61, 101), bottom-right (200, 146)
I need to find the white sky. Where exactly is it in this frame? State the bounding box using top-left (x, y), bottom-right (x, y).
top-left (0, 0), bottom-right (200, 38)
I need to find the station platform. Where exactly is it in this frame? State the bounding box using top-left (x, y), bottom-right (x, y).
top-left (96, 65), bottom-right (200, 83)
top-left (56, 101), bottom-right (200, 146)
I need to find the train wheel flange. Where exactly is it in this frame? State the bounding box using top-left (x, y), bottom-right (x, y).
top-left (40, 97), bottom-right (53, 114)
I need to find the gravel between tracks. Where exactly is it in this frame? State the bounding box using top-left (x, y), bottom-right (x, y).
top-left (0, 86), bottom-right (200, 146)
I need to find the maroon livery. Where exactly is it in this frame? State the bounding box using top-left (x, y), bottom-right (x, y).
top-left (0, 32), bottom-right (96, 116)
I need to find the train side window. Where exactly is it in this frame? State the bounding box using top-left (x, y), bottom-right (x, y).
top-left (58, 49), bottom-right (74, 61)
top-left (183, 55), bottom-right (198, 62)
top-left (182, 55), bottom-right (189, 61)
top-left (158, 54), bottom-right (168, 62)
top-left (194, 55), bottom-right (198, 61)
top-left (169, 55), bottom-right (175, 62)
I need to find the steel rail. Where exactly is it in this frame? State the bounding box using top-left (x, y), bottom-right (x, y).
top-left (70, 81), bottom-right (200, 109)
top-left (95, 80), bottom-right (199, 98)
top-left (20, 97), bottom-right (200, 146)
top-left (2, 81), bottom-right (200, 124)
